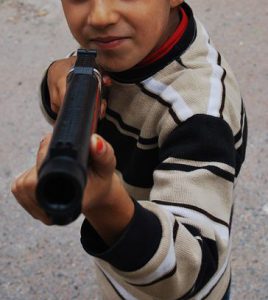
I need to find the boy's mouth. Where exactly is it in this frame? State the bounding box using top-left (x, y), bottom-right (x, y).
top-left (90, 36), bottom-right (128, 50)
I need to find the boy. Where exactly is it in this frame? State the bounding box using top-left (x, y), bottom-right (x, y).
top-left (12, 0), bottom-right (247, 299)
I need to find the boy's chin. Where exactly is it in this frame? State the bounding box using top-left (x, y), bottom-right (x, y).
top-left (99, 62), bottom-right (140, 73)
top-left (96, 57), bottom-right (140, 73)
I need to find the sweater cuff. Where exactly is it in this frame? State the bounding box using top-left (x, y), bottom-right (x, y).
top-left (80, 200), bottom-right (162, 272)
top-left (39, 65), bottom-right (57, 124)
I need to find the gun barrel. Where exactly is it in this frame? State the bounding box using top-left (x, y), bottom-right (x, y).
top-left (36, 50), bottom-right (101, 225)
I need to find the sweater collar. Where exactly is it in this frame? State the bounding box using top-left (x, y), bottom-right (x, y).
top-left (108, 2), bottom-right (196, 84)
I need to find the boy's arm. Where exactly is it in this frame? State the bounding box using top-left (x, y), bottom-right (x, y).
top-left (39, 58), bottom-right (246, 299)
top-left (11, 129), bottom-right (137, 246)
top-left (80, 113), bottom-right (247, 299)
top-left (40, 56), bottom-right (110, 125)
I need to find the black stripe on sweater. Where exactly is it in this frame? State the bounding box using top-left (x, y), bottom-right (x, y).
top-left (106, 107), bottom-right (140, 136)
top-left (160, 114), bottom-right (236, 168)
top-left (200, 264), bottom-right (230, 300)
top-left (174, 224), bottom-right (218, 299)
top-left (98, 118), bottom-right (159, 188)
top-left (176, 57), bottom-right (188, 69)
top-left (234, 103), bottom-right (248, 176)
top-left (194, 238), bottom-right (218, 297)
top-left (217, 53), bottom-right (227, 118)
top-left (173, 220), bottom-right (180, 242)
top-left (106, 107), bottom-right (159, 145)
top-left (100, 114), bottom-right (237, 189)
top-left (153, 200), bottom-right (229, 228)
top-left (127, 221), bottom-right (179, 287)
top-left (158, 162), bottom-right (234, 182)
top-left (234, 101), bottom-right (245, 144)
top-left (229, 205), bottom-right (234, 234)
top-left (137, 83), bottom-right (181, 125)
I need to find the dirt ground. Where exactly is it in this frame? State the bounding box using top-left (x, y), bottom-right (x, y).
top-left (0, 0), bottom-right (267, 299)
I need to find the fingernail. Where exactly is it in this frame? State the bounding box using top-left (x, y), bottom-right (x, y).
top-left (93, 135), bottom-right (106, 155)
top-left (96, 137), bottom-right (105, 154)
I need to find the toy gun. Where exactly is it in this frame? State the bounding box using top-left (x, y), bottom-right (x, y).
top-left (36, 49), bottom-right (102, 225)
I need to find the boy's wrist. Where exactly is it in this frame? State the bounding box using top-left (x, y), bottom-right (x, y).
top-left (83, 174), bottom-right (135, 245)
top-left (81, 199), bottom-right (162, 271)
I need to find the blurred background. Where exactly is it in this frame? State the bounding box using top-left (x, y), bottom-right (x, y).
top-left (0, 0), bottom-right (267, 299)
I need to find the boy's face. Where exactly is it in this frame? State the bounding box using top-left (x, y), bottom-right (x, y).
top-left (61, 0), bottom-right (183, 72)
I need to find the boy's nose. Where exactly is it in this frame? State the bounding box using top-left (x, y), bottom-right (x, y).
top-left (87, 0), bottom-right (119, 28)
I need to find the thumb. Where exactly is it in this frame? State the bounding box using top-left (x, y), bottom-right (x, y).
top-left (90, 134), bottom-right (116, 178)
top-left (36, 133), bottom-right (52, 171)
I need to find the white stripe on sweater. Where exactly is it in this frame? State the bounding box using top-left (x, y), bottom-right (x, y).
top-left (142, 77), bottom-right (194, 121)
top-left (201, 26), bottom-right (225, 118)
top-left (128, 239), bottom-right (176, 286)
top-left (97, 263), bottom-right (139, 300)
top-left (158, 204), bottom-right (229, 243)
top-left (164, 157), bottom-right (235, 176)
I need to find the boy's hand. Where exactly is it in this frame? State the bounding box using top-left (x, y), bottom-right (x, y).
top-left (82, 135), bottom-right (135, 244)
top-left (11, 133), bottom-right (134, 244)
top-left (47, 57), bottom-right (111, 117)
top-left (47, 57), bottom-right (76, 114)
top-left (11, 133), bottom-right (117, 216)
top-left (11, 134), bottom-right (53, 225)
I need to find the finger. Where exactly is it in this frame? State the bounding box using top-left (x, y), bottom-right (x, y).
top-left (50, 76), bottom-right (67, 114)
top-left (26, 195), bottom-right (53, 225)
top-left (21, 169), bottom-right (53, 225)
top-left (49, 87), bottom-right (60, 113)
top-left (90, 134), bottom-right (116, 178)
top-left (11, 167), bottom-right (38, 208)
top-left (100, 99), bottom-right (107, 119)
top-left (57, 77), bottom-right (67, 105)
top-left (68, 56), bottom-right (77, 67)
top-left (17, 189), bottom-right (52, 225)
top-left (11, 168), bottom-right (53, 225)
top-left (36, 133), bottom-right (52, 171)
top-left (102, 74), bottom-right (112, 87)
top-left (18, 191), bottom-right (53, 225)
top-left (11, 169), bottom-right (31, 197)
top-left (47, 57), bottom-right (76, 113)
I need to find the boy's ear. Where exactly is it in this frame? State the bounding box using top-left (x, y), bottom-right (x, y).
top-left (170, 0), bottom-right (184, 8)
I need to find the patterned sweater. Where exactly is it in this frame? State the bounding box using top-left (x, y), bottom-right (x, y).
top-left (41, 3), bottom-right (247, 299)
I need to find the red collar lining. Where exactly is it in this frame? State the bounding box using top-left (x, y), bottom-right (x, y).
top-left (138, 7), bottom-right (188, 67)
